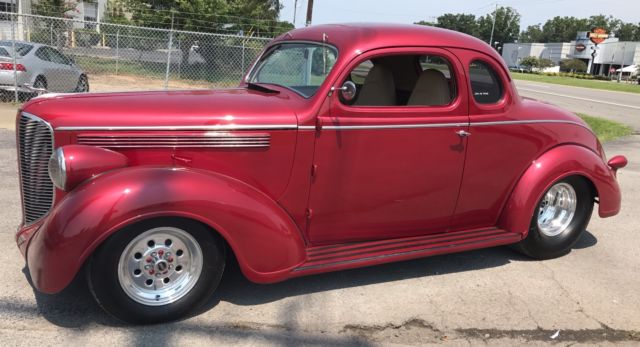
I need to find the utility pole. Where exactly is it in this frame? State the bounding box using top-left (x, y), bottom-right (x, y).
top-left (618, 42), bottom-right (626, 83)
top-left (293, 0), bottom-right (298, 26)
top-left (489, 3), bottom-right (497, 46)
top-left (305, 0), bottom-right (314, 27)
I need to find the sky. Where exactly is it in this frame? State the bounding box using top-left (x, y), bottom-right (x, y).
top-left (279, 0), bottom-right (640, 31)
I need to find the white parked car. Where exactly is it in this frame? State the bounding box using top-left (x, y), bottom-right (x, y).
top-left (0, 40), bottom-right (88, 95)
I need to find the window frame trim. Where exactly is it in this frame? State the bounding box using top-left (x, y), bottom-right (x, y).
top-left (246, 40), bottom-right (339, 99)
top-left (333, 47), bottom-right (463, 111)
top-left (329, 46), bottom-right (469, 119)
top-left (468, 59), bottom-right (505, 105)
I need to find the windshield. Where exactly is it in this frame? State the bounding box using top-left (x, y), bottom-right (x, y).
top-left (248, 42), bottom-right (338, 98)
top-left (0, 41), bottom-right (33, 56)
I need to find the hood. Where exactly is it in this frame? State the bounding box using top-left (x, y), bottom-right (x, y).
top-left (21, 88), bottom-right (300, 130)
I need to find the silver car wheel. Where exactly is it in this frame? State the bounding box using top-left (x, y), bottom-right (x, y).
top-left (117, 227), bottom-right (203, 306)
top-left (537, 182), bottom-right (577, 237)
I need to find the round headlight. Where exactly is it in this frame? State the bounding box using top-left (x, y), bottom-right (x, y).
top-left (48, 147), bottom-right (67, 190)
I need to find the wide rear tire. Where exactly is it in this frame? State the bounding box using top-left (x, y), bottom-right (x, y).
top-left (515, 176), bottom-right (594, 259)
top-left (87, 217), bottom-right (225, 324)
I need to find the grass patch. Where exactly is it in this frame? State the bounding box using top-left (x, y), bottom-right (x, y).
top-left (578, 113), bottom-right (633, 142)
top-left (72, 55), bottom-right (241, 86)
top-left (512, 72), bottom-right (640, 94)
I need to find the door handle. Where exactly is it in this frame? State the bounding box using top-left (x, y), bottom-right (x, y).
top-left (456, 130), bottom-right (471, 137)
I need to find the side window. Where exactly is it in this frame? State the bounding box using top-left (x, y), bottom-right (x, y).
top-left (47, 48), bottom-right (71, 65)
top-left (469, 60), bottom-right (503, 104)
top-left (35, 47), bottom-right (49, 62)
top-left (342, 54), bottom-right (456, 107)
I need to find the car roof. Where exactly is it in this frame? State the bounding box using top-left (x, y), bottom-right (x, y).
top-left (275, 23), bottom-right (503, 63)
top-left (0, 40), bottom-right (46, 49)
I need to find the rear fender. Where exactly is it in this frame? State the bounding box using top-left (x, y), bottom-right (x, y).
top-left (27, 167), bottom-right (306, 293)
top-left (498, 145), bottom-right (621, 235)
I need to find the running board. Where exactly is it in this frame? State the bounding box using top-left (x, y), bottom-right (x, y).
top-left (293, 228), bottom-right (522, 275)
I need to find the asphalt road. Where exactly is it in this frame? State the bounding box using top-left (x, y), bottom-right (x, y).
top-left (1, 83), bottom-right (639, 345)
top-left (515, 80), bottom-right (640, 131)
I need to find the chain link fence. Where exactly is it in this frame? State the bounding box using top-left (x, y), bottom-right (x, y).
top-left (0, 12), bottom-right (272, 101)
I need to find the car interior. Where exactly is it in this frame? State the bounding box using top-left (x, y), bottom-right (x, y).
top-left (342, 54), bottom-right (457, 107)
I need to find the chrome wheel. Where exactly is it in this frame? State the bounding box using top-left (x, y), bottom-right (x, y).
top-left (117, 227), bottom-right (203, 306)
top-left (537, 182), bottom-right (577, 237)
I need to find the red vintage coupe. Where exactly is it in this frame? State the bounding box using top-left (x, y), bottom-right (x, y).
top-left (15, 24), bottom-right (626, 323)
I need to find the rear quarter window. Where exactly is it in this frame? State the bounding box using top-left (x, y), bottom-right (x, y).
top-left (469, 60), bottom-right (503, 104)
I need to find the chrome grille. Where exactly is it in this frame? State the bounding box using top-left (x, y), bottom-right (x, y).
top-left (18, 113), bottom-right (54, 224)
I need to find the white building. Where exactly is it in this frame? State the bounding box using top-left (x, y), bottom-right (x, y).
top-left (502, 42), bottom-right (571, 67)
top-left (0, 1), bottom-right (108, 40)
top-left (502, 31), bottom-right (640, 77)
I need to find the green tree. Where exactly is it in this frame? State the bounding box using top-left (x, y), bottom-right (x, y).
top-left (587, 14), bottom-right (621, 33)
top-left (414, 20), bottom-right (435, 27)
top-left (538, 58), bottom-right (554, 70)
top-left (615, 22), bottom-right (640, 41)
top-left (519, 56), bottom-right (539, 70)
top-left (560, 58), bottom-right (587, 73)
top-left (434, 13), bottom-right (478, 36)
top-left (32, 0), bottom-right (78, 17)
top-left (519, 24), bottom-right (543, 43)
top-left (477, 6), bottom-right (520, 47)
top-left (541, 16), bottom-right (588, 42)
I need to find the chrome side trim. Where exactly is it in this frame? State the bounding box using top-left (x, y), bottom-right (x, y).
top-left (77, 133), bottom-right (271, 148)
top-left (56, 120), bottom-right (591, 132)
top-left (470, 119), bottom-right (589, 129)
top-left (319, 119), bottom-right (591, 131)
top-left (56, 124), bottom-right (298, 131)
top-left (322, 122), bottom-right (468, 130)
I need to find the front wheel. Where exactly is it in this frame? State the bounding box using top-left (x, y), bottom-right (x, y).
top-left (87, 218), bottom-right (225, 324)
top-left (515, 176), bottom-right (594, 259)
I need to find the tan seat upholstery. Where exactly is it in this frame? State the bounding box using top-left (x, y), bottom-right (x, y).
top-left (355, 64), bottom-right (396, 106)
top-left (407, 69), bottom-right (451, 106)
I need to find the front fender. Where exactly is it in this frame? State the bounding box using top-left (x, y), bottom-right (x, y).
top-left (27, 166), bottom-right (306, 293)
top-left (498, 145), bottom-right (621, 235)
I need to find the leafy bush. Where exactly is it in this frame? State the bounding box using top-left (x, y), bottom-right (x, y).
top-left (519, 56), bottom-right (539, 70)
top-left (75, 29), bottom-right (101, 47)
top-left (560, 59), bottom-right (587, 73)
top-left (538, 58), bottom-right (554, 69)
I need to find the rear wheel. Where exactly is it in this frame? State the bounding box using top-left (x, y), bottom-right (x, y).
top-left (33, 76), bottom-right (47, 91)
top-left (87, 218), bottom-right (225, 324)
top-left (515, 176), bottom-right (594, 259)
top-left (75, 75), bottom-right (89, 93)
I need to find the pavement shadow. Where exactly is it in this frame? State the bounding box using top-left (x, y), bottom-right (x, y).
top-left (20, 230), bottom-right (597, 330)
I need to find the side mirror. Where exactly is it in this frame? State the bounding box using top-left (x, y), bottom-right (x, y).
top-left (336, 81), bottom-right (357, 101)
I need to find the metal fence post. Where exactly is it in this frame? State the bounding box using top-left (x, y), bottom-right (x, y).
top-left (164, 13), bottom-right (175, 90)
top-left (241, 38), bottom-right (246, 75)
top-left (50, 22), bottom-right (53, 46)
top-left (11, 12), bottom-right (18, 103)
top-left (115, 29), bottom-right (120, 75)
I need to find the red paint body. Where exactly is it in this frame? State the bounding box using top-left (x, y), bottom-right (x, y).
top-left (15, 24), bottom-right (624, 294)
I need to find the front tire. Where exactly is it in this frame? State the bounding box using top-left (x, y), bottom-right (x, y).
top-left (87, 218), bottom-right (225, 324)
top-left (515, 176), bottom-right (594, 259)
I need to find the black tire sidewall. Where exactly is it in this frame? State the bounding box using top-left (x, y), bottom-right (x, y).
top-left (519, 176), bottom-right (594, 259)
top-left (76, 75), bottom-right (89, 92)
top-left (87, 217), bottom-right (225, 324)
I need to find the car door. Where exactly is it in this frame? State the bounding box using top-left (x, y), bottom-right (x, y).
top-left (46, 47), bottom-right (80, 92)
top-left (306, 47), bottom-right (470, 245)
top-left (34, 47), bottom-right (60, 91)
top-left (448, 49), bottom-right (541, 231)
